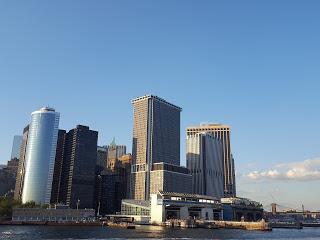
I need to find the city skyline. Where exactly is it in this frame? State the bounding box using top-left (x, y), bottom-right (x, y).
top-left (1, 1), bottom-right (320, 210)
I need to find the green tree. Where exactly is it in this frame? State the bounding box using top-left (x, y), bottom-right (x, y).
top-left (0, 197), bottom-right (21, 220)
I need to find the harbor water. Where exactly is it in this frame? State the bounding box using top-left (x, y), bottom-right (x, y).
top-left (1, 225), bottom-right (320, 239)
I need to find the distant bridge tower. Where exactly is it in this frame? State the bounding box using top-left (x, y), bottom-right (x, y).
top-left (271, 203), bottom-right (277, 215)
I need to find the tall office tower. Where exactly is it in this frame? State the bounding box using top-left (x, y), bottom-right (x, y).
top-left (14, 125), bottom-right (29, 200)
top-left (186, 132), bottom-right (224, 198)
top-left (131, 95), bottom-right (183, 200)
top-left (22, 107), bottom-right (60, 204)
top-left (10, 135), bottom-right (22, 160)
top-left (187, 124), bottom-right (236, 197)
top-left (59, 125), bottom-right (98, 209)
top-left (106, 138), bottom-right (126, 170)
top-left (50, 129), bottom-right (66, 204)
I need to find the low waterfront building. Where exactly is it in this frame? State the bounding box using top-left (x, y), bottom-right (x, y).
top-left (150, 191), bottom-right (222, 224)
top-left (114, 191), bottom-right (223, 224)
top-left (103, 199), bottom-right (150, 224)
top-left (12, 205), bottom-right (95, 222)
top-left (221, 197), bottom-right (263, 221)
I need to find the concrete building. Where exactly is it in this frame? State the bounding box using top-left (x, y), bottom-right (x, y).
top-left (150, 191), bottom-right (222, 224)
top-left (14, 125), bottom-right (29, 201)
top-left (59, 125), bottom-right (98, 209)
top-left (12, 205), bottom-right (95, 222)
top-left (96, 154), bottom-right (132, 215)
top-left (131, 95), bottom-right (182, 200)
top-left (150, 163), bottom-right (192, 195)
top-left (187, 123), bottom-right (236, 197)
top-left (106, 138), bottom-right (126, 170)
top-left (10, 135), bottom-right (22, 160)
top-left (5, 158), bottom-right (19, 177)
top-left (221, 197), bottom-right (263, 221)
top-left (0, 159), bottom-right (19, 197)
top-left (22, 107), bottom-right (60, 204)
top-left (186, 132), bottom-right (224, 198)
top-left (117, 191), bottom-right (222, 224)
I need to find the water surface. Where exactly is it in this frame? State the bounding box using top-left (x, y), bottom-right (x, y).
top-left (1, 225), bottom-right (320, 239)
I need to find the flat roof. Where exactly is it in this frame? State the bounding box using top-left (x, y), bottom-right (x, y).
top-left (122, 199), bottom-right (150, 208)
top-left (187, 123), bottom-right (230, 130)
top-left (131, 94), bottom-right (182, 111)
top-left (158, 191), bottom-right (220, 201)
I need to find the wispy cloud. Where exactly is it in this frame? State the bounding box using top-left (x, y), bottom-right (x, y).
top-left (246, 158), bottom-right (320, 181)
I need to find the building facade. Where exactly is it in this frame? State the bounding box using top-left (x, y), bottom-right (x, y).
top-left (12, 205), bottom-right (95, 222)
top-left (106, 138), bottom-right (126, 170)
top-left (22, 107), bottom-right (60, 204)
top-left (59, 125), bottom-right (98, 209)
top-left (96, 154), bottom-right (132, 215)
top-left (50, 129), bottom-right (66, 204)
top-left (186, 132), bottom-right (224, 198)
top-left (10, 135), bottom-right (22, 160)
top-left (131, 95), bottom-right (182, 200)
top-left (221, 197), bottom-right (263, 221)
top-left (150, 191), bottom-right (222, 224)
top-left (187, 124), bottom-right (236, 197)
top-left (97, 146), bottom-right (107, 170)
top-left (150, 163), bottom-right (192, 195)
top-left (14, 125), bottom-right (29, 200)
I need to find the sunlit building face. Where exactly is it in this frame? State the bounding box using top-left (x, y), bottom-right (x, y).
top-left (22, 107), bottom-right (60, 204)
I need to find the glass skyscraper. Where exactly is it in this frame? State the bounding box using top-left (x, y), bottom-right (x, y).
top-left (22, 107), bottom-right (60, 204)
top-left (10, 135), bottom-right (22, 160)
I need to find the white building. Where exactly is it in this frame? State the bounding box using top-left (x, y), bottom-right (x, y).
top-left (186, 132), bottom-right (224, 199)
top-left (150, 191), bottom-right (222, 224)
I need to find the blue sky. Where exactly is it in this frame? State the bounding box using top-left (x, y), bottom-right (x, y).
top-left (1, 1), bottom-right (320, 210)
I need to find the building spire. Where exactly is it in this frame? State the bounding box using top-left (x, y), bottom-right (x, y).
top-left (110, 137), bottom-right (116, 146)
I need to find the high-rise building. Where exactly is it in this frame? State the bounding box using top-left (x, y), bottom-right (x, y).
top-left (5, 158), bottom-right (19, 177)
top-left (10, 135), bottom-right (22, 160)
top-left (0, 159), bottom-right (19, 197)
top-left (186, 132), bottom-right (224, 198)
top-left (106, 138), bottom-right (126, 170)
top-left (14, 125), bottom-right (29, 201)
top-left (50, 129), bottom-right (66, 204)
top-left (131, 95), bottom-right (189, 200)
top-left (22, 107), bottom-right (60, 204)
top-left (96, 154), bottom-right (132, 215)
top-left (97, 146), bottom-right (107, 171)
top-left (187, 124), bottom-right (236, 197)
top-left (59, 125), bottom-right (98, 209)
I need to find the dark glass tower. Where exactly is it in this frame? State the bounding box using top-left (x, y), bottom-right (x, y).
top-left (59, 125), bottom-right (98, 209)
top-left (50, 129), bottom-right (66, 204)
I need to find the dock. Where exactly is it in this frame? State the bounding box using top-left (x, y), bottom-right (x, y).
top-left (161, 219), bottom-right (271, 231)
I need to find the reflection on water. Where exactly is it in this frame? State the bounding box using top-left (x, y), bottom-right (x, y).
top-left (0, 225), bottom-right (320, 239)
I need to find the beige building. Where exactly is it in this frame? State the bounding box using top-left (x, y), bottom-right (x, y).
top-left (187, 123), bottom-right (236, 197)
